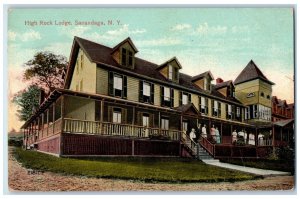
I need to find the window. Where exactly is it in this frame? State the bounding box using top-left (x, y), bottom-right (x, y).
top-left (121, 48), bottom-right (126, 66)
top-left (161, 86), bottom-right (173, 107)
top-left (267, 95), bottom-right (270, 99)
top-left (121, 48), bottom-right (134, 68)
top-left (258, 104), bottom-right (271, 121)
top-left (139, 81), bottom-right (154, 104)
top-left (174, 68), bottom-right (179, 81)
top-left (142, 114), bottom-right (149, 127)
top-left (113, 108), bottom-right (122, 123)
top-left (168, 65), bottom-right (173, 80)
top-left (227, 104), bottom-right (233, 119)
top-left (212, 100), bottom-right (221, 117)
top-left (113, 75), bottom-right (123, 97)
top-left (204, 78), bottom-right (207, 90)
top-left (200, 96), bottom-right (208, 115)
top-left (245, 107), bottom-right (250, 120)
top-left (261, 92), bottom-right (264, 97)
top-left (80, 54), bottom-right (84, 69)
top-left (236, 107), bottom-right (241, 118)
top-left (253, 104), bottom-right (258, 118)
top-left (143, 82), bottom-right (151, 97)
top-left (164, 87), bottom-right (170, 101)
top-left (182, 121), bottom-right (188, 132)
top-left (182, 93), bottom-right (188, 105)
top-left (161, 118), bottom-right (169, 130)
top-left (109, 72), bottom-right (127, 98)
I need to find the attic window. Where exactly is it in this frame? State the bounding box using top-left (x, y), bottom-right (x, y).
top-left (261, 92), bottom-right (265, 97)
top-left (121, 48), bottom-right (134, 68)
top-left (168, 65), bottom-right (173, 80)
top-left (267, 95), bottom-right (270, 99)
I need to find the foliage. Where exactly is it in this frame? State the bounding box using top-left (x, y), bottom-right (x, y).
top-left (13, 148), bottom-right (259, 183)
top-left (235, 135), bottom-right (245, 146)
top-left (275, 147), bottom-right (294, 162)
top-left (8, 138), bottom-right (23, 147)
top-left (13, 85), bottom-right (40, 121)
top-left (24, 51), bottom-right (68, 91)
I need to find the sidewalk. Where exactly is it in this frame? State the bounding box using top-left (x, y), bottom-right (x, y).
top-left (202, 160), bottom-right (291, 176)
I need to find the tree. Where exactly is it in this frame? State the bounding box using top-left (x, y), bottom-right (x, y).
top-left (12, 52), bottom-right (68, 121)
top-left (13, 85), bottom-right (40, 121)
top-left (24, 51), bottom-right (68, 92)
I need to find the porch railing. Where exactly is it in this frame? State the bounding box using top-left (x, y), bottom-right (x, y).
top-left (199, 136), bottom-right (215, 156)
top-left (257, 138), bottom-right (273, 146)
top-left (63, 118), bottom-right (181, 141)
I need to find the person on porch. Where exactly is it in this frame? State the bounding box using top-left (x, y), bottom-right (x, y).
top-left (215, 127), bottom-right (220, 144)
top-left (201, 124), bottom-right (207, 138)
top-left (232, 129), bottom-right (237, 144)
top-left (189, 128), bottom-right (197, 142)
top-left (210, 124), bottom-right (216, 142)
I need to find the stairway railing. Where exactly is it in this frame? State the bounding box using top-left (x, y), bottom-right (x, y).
top-left (199, 135), bottom-right (215, 157)
top-left (180, 131), bottom-right (198, 156)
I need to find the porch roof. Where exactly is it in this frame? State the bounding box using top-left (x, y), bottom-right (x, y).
top-left (273, 119), bottom-right (294, 127)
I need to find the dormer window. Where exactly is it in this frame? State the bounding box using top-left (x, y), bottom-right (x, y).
top-left (168, 65), bottom-right (173, 80)
top-left (121, 48), bottom-right (134, 68)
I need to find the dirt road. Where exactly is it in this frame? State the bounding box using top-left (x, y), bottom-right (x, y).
top-left (8, 148), bottom-right (294, 192)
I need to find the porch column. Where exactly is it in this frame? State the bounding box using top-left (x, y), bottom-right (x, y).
top-left (52, 103), bottom-right (55, 135)
top-left (255, 128), bottom-right (258, 146)
top-left (60, 95), bottom-right (65, 133)
top-left (220, 123), bottom-right (223, 143)
top-left (158, 111), bottom-right (161, 134)
top-left (100, 100), bottom-right (104, 134)
top-left (60, 95), bottom-right (65, 157)
top-left (132, 106), bottom-right (135, 136)
top-left (46, 109), bottom-right (49, 136)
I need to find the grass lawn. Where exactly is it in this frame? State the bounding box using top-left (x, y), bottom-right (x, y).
top-left (220, 158), bottom-right (294, 175)
top-left (13, 147), bottom-right (261, 183)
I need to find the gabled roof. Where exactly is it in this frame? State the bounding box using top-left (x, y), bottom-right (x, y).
top-left (111, 37), bottom-right (138, 53)
top-left (64, 36), bottom-right (245, 107)
top-left (287, 103), bottom-right (294, 109)
top-left (156, 57), bottom-right (183, 70)
top-left (191, 71), bottom-right (214, 82)
top-left (278, 99), bottom-right (288, 107)
top-left (214, 80), bottom-right (233, 90)
top-left (234, 60), bottom-right (274, 85)
top-left (174, 103), bottom-right (200, 115)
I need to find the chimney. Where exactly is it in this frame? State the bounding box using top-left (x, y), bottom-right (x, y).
top-left (39, 89), bottom-right (45, 105)
top-left (216, 78), bottom-right (223, 84)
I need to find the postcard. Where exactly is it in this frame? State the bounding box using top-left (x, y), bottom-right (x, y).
top-left (6, 6), bottom-right (295, 193)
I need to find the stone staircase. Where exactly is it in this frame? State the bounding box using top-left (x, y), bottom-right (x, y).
top-left (196, 144), bottom-right (214, 160)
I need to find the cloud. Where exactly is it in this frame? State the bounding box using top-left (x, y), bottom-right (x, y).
top-left (171, 24), bottom-right (191, 31)
top-left (8, 29), bottom-right (42, 42)
top-left (136, 37), bottom-right (182, 47)
top-left (8, 30), bottom-right (17, 41)
top-left (196, 22), bottom-right (227, 35)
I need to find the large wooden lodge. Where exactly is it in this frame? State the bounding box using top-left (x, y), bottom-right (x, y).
top-left (21, 37), bottom-right (294, 159)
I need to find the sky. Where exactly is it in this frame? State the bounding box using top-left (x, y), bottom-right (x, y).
top-left (7, 7), bottom-right (294, 132)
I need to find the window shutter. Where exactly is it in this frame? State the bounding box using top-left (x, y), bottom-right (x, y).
top-left (205, 98), bottom-right (208, 114)
top-left (139, 80), bottom-right (143, 102)
top-left (160, 86), bottom-right (164, 106)
top-left (122, 108), bottom-right (127, 124)
top-left (149, 113), bottom-right (154, 127)
top-left (188, 93), bottom-right (191, 103)
top-left (108, 106), bottom-right (112, 122)
top-left (123, 75), bottom-right (127, 98)
top-left (108, 71), bottom-right (114, 96)
top-left (179, 91), bottom-right (182, 106)
top-left (171, 89), bottom-right (174, 107)
top-left (226, 104), bottom-right (228, 118)
top-left (211, 99), bottom-right (214, 115)
top-left (150, 83), bottom-right (154, 104)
